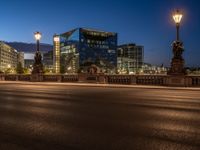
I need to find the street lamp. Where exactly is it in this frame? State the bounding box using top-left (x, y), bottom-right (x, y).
top-left (32, 31), bottom-right (43, 74)
top-left (168, 9), bottom-right (185, 75)
top-left (173, 10), bottom-right (183, 41)
top-left (34, 32), bottom-right (42, 51)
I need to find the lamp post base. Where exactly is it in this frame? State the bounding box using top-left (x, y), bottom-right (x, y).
top-left (167, 75), bottom-right (185, 87)
top-left (168, 58), bottom-right (186, 76)
top-left (31, 74), bottom-right (43, 82)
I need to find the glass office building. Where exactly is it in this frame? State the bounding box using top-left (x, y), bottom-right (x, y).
top-left (54, 28), bottom-right (118, 74)
top-left (117, 44), bottom-right (144, 74)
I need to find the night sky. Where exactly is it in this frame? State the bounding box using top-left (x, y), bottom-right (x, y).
top-left (0, 0), bottom-right (200, 67)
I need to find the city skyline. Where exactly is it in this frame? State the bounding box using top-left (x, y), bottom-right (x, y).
top-left (0, 0), bottom-right (200, 67)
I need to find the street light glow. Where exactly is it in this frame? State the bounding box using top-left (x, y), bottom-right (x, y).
top-left (54, 36), bottom-right (60, 42)
top-left (34, 32), bottom-right (42, 40)
top-left (173, 10), bottom-right (183, 24)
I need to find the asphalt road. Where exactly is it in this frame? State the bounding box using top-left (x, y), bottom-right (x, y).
top-left (0, 82), bottom-right (200, 150)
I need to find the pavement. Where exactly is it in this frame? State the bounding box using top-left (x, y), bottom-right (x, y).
top-left (0, 82), bottom-right (200, 150)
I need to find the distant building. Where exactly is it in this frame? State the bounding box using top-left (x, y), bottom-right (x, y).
top-left (24, 51), bottom-right (53, 69)
top-left (43, 50), bottom-right (53, 69)
top-left (0, 41), bottom-right (18, 72)
top-left (24, 53), bottom-right (35, 68)
top-left (54, 28), bottom-right (118, 74)
top-left (142, 63), bottom-right (167, 74)
top-left (17, 52), bottom-right (24, 68)
top-left (117, 44), bottom-right (144, 74)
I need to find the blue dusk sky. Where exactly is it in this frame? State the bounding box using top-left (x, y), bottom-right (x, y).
top-left (0, 0), bottom-right (200, 67)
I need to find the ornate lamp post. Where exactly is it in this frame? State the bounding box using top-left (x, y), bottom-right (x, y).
top-left (32, 32), bottom-right (44, 74)
top-left (168, 10), bottom-right (185, 75)
top-left (173, 10), bottom-right (183, 41)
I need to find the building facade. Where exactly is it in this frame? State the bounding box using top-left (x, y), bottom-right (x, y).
top-left (24, 51), bottom-right (52, 69)
top-left (43, 50), bottom-right (53, 69)
top-left (54, 28), bottom-right (118, 74)
top-left (117, 44), bottom-right (144, 74)
top-left (24, 53), bottom-right (35, 68)
top-left (0, 41), bottom-right (18, 72)
top-left (17, 52), bottom-right (24, 68)
top-left (142, 63), bottom-right (167, 74)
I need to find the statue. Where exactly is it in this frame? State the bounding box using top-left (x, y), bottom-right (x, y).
top-left (172, 41), bottom-right (184, 59)
top-left (168, 41), bottom-right (185, 75)
top-left (32, 51), bottom-right (44, 74)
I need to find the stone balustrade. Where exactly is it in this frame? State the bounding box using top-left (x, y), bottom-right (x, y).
top-left (106, 75), bottom-right (132, 84)
top-left (186, 76), bottom-right (200, 87)
top-left (62, 75), bottom-right (79, 82)
top-left (0, 74), bottom-right (200, 87)
top-left (136, 75), bottom-right (167, 85)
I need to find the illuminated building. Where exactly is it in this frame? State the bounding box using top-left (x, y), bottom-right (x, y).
top-left (43, 50), bottom-right (53, 70)
top-left (0, 41), bottom-right (18, 72)
top-left (117, 44), bottom-right (144, 74)
top-left (53, 28), bottom-right (118, 74)
top-left (53, 35), bottom-right (60, 74)
top-left (24, 53), bottom-right (35, 68)
top-left (17, 52), bottom-right (24, 68)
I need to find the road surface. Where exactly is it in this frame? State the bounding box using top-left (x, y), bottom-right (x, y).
top-left (0, 82), bottom-right (200, 150)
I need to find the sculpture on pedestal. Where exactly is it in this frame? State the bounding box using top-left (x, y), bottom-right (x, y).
top-left (168, 10), bottom-right (186, 75)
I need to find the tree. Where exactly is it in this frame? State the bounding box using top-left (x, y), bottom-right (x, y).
top-left (23, 68), bottom-right (30, 74)
top-left (5, 68), bottom-right (13, 74)
top-left (16, 62), bottom-right (24, 74)
top-left (60, 65), bottom-right (66, 74)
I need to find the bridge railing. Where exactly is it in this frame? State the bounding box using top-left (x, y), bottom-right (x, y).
top-left (136, 75), bottom-right (167, 85)
top-left (18, 75), bottom-right (31, 81)
top-left (106, 75), bottom-right (132, 84)
top-left (43, 75), bottom-right (61, 82)
top-left (186, 76), bottom-right (200, 87)
top-left (42, 74), bottom-right (79, 82)
top-left (62, 75), bottom-right (79, 82)
top-left (4, 75), bottom-right (18, 81)
top-left (0, 74), bottom-right (200, 87)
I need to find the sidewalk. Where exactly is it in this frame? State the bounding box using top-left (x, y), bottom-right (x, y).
top-left (1, 81), bottom-right (200, 91)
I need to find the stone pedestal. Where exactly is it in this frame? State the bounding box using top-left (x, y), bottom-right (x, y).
top-left (98, 75), bottom-right (106, 84)
top-left (167, 75), bottom-right (185, 87)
